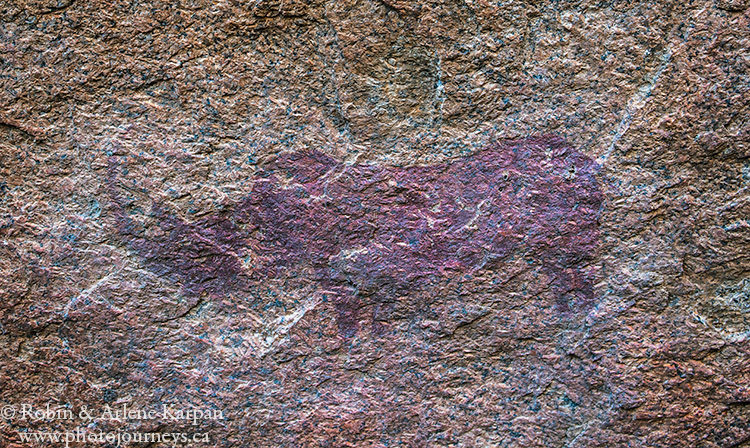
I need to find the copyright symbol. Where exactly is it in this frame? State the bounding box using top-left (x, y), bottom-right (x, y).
top-left (2, 405), bottom-right (16, 419)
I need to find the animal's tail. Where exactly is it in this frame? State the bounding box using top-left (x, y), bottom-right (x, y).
top-left (105, 156), bottom-right (251, 300)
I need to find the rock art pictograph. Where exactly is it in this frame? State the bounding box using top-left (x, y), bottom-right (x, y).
top-left (108, 135), bottom-right (603, 338)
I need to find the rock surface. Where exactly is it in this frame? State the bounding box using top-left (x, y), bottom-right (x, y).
top-left (1, 0), bottom-right (748, 447)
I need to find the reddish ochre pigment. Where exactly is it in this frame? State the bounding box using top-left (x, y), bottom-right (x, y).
top-left (109, 136), bottom-right (603, 338)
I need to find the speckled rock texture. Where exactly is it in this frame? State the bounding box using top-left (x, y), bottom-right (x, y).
top-left (0, 0), bottom-right (748, 447)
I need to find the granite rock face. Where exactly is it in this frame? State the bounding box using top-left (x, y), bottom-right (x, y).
top-left (0, 0), bottom-right (749, 447)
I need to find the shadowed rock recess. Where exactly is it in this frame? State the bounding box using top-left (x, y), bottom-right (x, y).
top-left (0, 0), bottom-right (748, 447)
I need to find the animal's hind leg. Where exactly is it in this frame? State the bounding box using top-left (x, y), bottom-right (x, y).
top-left (324, 286), bottom-right (362, 340)
top-left (547, 265), bottom-right (596, 314)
